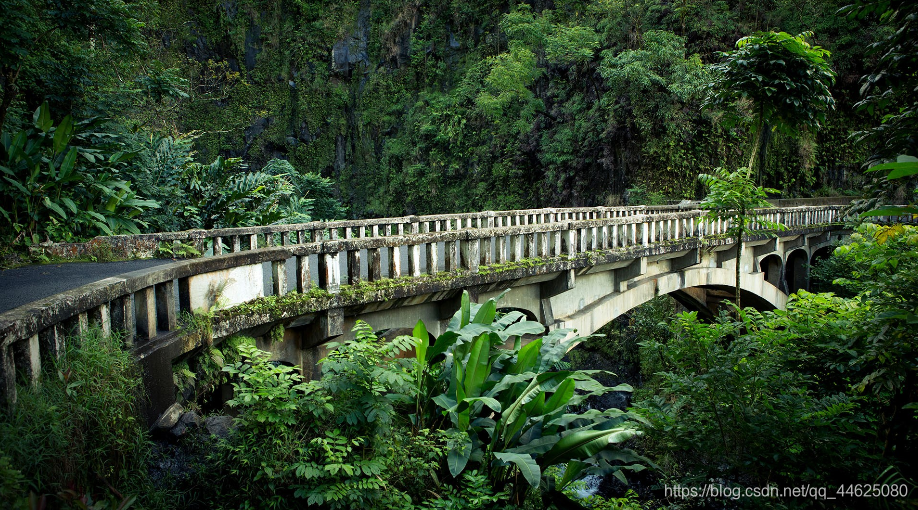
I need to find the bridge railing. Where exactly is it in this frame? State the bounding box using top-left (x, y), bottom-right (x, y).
top-left (0, 204), bottom-right (857, 404)
top-left (35, 198), bottom-right (855, 261)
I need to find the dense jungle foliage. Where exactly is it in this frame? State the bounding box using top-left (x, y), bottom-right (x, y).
top-left (2, 0), bottom-right (917, 508)
top-left (2, 0), bottom-right (913, 249)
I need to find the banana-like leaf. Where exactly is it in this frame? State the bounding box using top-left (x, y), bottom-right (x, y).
top-left (43, 197), bottom-right (67, 219)
top-left (499, 372), bottom-right (572, 441)
top-left (448, 433), bottom-right (473, 477)
top-left (455, 381), bottom-right (469, 431)
top-left (493, 452), bottom-right (541, 487)
top-left (61, 197), bottom-right (78, 214)
top-left (523, 391), bottom-right (546, 417)
top-left (413, 319), bottom-right (428, 365)
top-left (432, 394), bottom-right (456, 411)
top-left (426, 331), bottom-right (459, 362)
top-left (35, 103), bottom-right (52, 133)
top-left (543, 378), bottom-right (575, 415)
top-left (485, 372), bottom-right (536, 399)
top-left (472, 299), bottom-right (496, 324)
top-left (509, 338), bottom-right (542, 374)
top-left (454, 396), bottom-right (502, 414)
top-left (542, 427), bottom-right (639, 467)
top-left (506, 434), bottom-right (560, 455)
top-left (59, 147), bottom-right (78, 180)
top-left (53, 116), bottom-right (74, 155)
top-left (499, 320), bottom-right (545, 341)
top-left (558, 460), bottom-right (589, 490)
top-left (460, 291), bottom-right (470, 328)
top-left (463, 333), bottom-right (492, 398)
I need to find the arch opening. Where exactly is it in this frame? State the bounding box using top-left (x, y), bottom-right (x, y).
top-left (809, 246), bottom-right (835, 293)
top-left (759, 254), bottom-right (783, 288)
top-left (785, 249), bottom-right (809, 294)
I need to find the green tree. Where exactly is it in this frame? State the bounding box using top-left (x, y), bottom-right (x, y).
top-left (842, 0), bottom-right (918, 164)
top-left (0, 0), bottom-right (146, 132)
top-left (698, 168), bottom-right (781, 310)
top-left (705, 31), bottom-right (837, 183)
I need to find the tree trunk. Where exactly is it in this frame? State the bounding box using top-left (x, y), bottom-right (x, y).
top-left (735, 211), bottom-right (744, 313)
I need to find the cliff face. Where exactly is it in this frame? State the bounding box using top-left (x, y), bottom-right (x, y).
top-left (146, 0), bottom-right (874, 218)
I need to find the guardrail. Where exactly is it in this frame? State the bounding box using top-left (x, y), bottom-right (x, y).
top-left (39, 205), bottom-right (688, 260)
top-left (2, 203), bottom-right (864, 406)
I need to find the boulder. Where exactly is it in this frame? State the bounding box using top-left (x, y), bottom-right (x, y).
top-left (204, 415), bottom-right (236, 438)
top-left (152, 403), bottom-right (184, 431)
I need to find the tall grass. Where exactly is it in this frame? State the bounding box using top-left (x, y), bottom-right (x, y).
top-left (0, 327), bottom-right (159, 507)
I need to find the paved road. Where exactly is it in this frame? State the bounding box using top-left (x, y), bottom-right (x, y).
top-left (0, 259), bottom-right (174, 314)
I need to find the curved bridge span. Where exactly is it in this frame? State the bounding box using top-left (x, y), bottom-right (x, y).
top-left (0, 202), bottom-right (862, 420)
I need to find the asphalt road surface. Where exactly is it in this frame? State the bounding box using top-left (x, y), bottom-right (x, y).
top-left (0, 259), bottom-right (174, 314)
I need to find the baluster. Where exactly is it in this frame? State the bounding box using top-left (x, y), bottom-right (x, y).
top-left (409, 243), bottom-right (421, 277)
top-left (273, 260), bottom-right (288, 295)
top-left (513, 234), bottom-right (523, 261)
top-left (366, 248), bottom-right (381, 281)
top-left (347, 250), bottom-right (361, 284)
top-left (566, 229), bottom-right (577, 256)
top-left (388, 245), bottom-right (401, 277)
top-left (319, 252), bottom-right (341, 293)
top-left (446, 240), bottom-right (460, 271)
top-left (424, 223), bottom-right (439, 275)
top-left (297, 254), bottom-right (311, 291)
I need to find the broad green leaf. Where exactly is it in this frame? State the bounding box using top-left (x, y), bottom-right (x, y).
top-left (59, 147), bottom-right (78, 179)
top-left (35, 103), bottom-right (51, 133)
top-left (43, 197), bottom-right (67, 219)
top-left (543, 378), bottom-right (575, 415)
top-left (542, 427), bottom-right (639, 466)
top-left (510, 337), bottom-right (542, 374)
top-left (501, 320), bottom-right (545, 340)
top-left (464, 333), bottom-right (493, 398)
top-left (888, 164), bottom-right (918, 180)
top-left (493, 452), bottom-right (541, 487)
top-left (499, 372), bottom-right (572, 440)
top-left (53, 116), bottom-right (74, 154)
top-left (558, 460), bottom-right (589, 489)
top-left (413, 319), bottom-right (428, 365)
top-left (461, 291), bottom-right (471, 328)
top-left (506, 435), bottom-right (560, 455)
top-left (472, 299), bottom-right (497, 325)
top-left (427, 331), bottom-right (459, 362)
top-left (523, 391), bottom-right (546, 417)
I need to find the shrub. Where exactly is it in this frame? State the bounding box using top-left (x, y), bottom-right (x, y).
top-left (0, 327), bottom-right (157, 507)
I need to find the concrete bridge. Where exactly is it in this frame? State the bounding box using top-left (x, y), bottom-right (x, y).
top-left (0, 201), bottom-right (867, 420)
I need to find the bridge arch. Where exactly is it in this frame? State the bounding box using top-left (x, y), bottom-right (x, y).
top-left (759, 254), bottom-right (783, 288)
top-left (784, 248), bottom-right (809, 294)
top-left (554, 267), bottom-right (786, 337)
